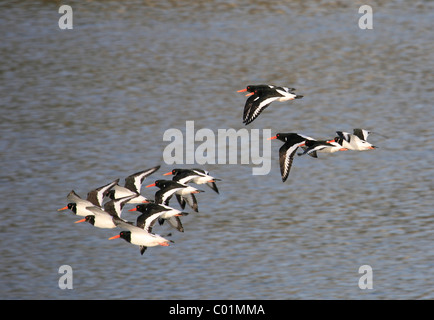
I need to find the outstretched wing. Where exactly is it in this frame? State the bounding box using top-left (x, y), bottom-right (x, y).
top-left (336, 131), bottom-right (352, 142)
top-left (67, 190), bottom-right (84, 203)
top-left (86, 178), bottom-right (120, 207)
top-left (279, 143), bottom-right (302, 182)
top-left (155, 186), bottom-right (180, 206)
top-left (124, 166), bottom-right (160, 193)
top-left (180, 193), bottom-right (199, 212)
top-left (136, 211), bottom-right (164, 233)
top-left (206, 181), bottom-right (219, 194)
top-left (244, 96), bottom-right (279, 125)
top-left (353, 128), bottom-right (370, 141)
top-left (104, 195), bottom-right (137, 218)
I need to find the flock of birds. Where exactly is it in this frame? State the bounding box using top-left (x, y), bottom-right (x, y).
top-left (237, 84), bottom-right (382, 182)
top-left (58, 167), bottom-right (220, 255)
top-left (59, 83), bottom-right (382, 255)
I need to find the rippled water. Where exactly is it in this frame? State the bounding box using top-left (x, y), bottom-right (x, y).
top-left (1, 0), bottom-right (433, 300)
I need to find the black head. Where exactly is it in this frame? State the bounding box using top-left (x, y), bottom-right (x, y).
top-left (132, 203), bottom-right (152, 213)
top-left (67, 203), bottom-right (77, 213)
top-left (246, 85), bottom-right (255, 92)
top-left (146, 179), bottom-right (169, 189)
top-left (274, 133), bottom-right (297, 142)
top-left (172, 169), bottom-right (182, 175)
top-left (85, 215), bottom-right (95, 225)
top-left (246, 84), bottom-right (270, 92)
top-left (275, 133), bottom-right (286, 142)
top-left (333, 136), bottom-right (343, 145)
top-left (304, 139), bottom-right (317, 147)
top-left (154, 179), bottom-right (172, 188)
top-left (119, 231), bottom-right (132, 243)
top-left (58, 203), bottom-right (77, 214)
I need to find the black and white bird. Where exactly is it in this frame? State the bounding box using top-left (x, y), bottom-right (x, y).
top-left (237, 84), bottom-right (303, 125)
top-left (86, 179), bottom-right (120, 207)
top-left (164, 168), bottom-right (220, 194)
top-left (335, 129), bottom-right (378, 151)
top-left (298, 138), bottom-right (347, 157)
top-left (146, 180), bottom-right (204, 212)
top-left (129, 202), bottom-right (188, 233)
top-left (268, 133), bottom-right (315, 182)
top-left (74, 195), bottom-right (136, 229)
top-left (58, 179), bottom-right (119, 216)
top-left (58, 190), bottom-right (98, 217)
top-left (108, 209), bottom-right (173, 255)
top-left (106, 166), bottom-right (160, 204)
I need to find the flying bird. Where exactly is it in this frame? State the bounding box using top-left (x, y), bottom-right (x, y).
top-left (58, 190), bottom-right (98, 217)
top-left (106, 166), bottom-right (160, 203)
top-left (86, 179), bottom-right (120, 207)
top-left (335, 129), bottom-right (378, 151)
top-left (146, 180), bottom-right (203, 212)
top-left (164, 168), bottom-right (220, 194)
top-left (268, 133), bottom-right (314, 182)
top-left (108, 209), bottom-right (173, 255)
top-left (237, 84), bottom-right (303, 125)
top-left (297, 138), bottom-right (347, 157)
top-left (74, 195), bottom-right (136, 229)
top-left (129, 202), bottom-right (188, 233)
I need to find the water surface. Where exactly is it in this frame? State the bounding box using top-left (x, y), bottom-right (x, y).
top-left (0, 0), bottom-right (433, 300)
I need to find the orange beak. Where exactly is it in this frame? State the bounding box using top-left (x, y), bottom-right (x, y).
top-left (145, 183), bottom-right (156, 188)
top-left (163, 171), bottom-right (173, 176)
top-left (237, 88), bottom-right (247, 93)
top-left (108, 234), bottom-right (121, 240)
top-left (128, 207), bottom-right (138, 212)
top-left (57, 206), bottom-right (68, 211)
top-left (74, 218), bottom-right (86, 223)
top-left (245, 92), bottom-right (254, 96)
top-left (268, 136), bottom-right (277, 140)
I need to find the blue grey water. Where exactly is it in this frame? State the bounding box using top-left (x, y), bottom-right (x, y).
top-left (0, 0), bottom-right (433, 300)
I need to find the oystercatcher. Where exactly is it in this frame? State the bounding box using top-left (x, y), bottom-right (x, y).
top-left (129, 202), bottom-right (188, 233)
top-left (268, 133), bottom-right (314, 182)
top-left (109, 212), bottom-right (173, 255)
top-left (106, 166), bottom-right (160, 203)
top-left (164, 168), bottom-right (220, 194)
top-left (146, 180), bottom-right (203, 212)
top-left (237, 84), bottom-right (303, 125)
top-left (74, 195), bottom-right (136, 229)
top-left (298, 138), bottom-right (347, 157)
top-left (86, 178), bottom-right (120, 207)
top-left (58, 179), bottom-right (119, 215)
top-left (335, 129), bottom-right (378, 151)
top-left (58, 190), bottom-right (97, 217)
